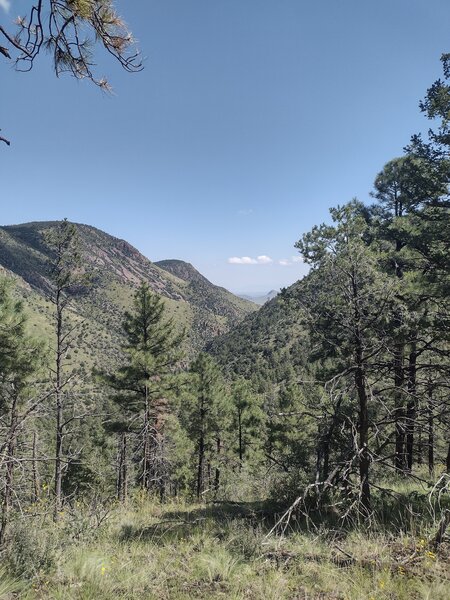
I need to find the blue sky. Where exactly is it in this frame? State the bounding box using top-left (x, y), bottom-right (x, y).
top-left (1, 1), bottom-right (449, 293)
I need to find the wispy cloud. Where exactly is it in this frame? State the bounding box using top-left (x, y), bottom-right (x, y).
top-left (228, 255), bottom-right (273, 265)
top-left (237, 209), bottom-right (253, 216)
top-left (291, 255), bottom-right (304, 263)
top-left (0, 0), bottom-right (11, 13)
top-left (279, 259), bottom-right (290, 266)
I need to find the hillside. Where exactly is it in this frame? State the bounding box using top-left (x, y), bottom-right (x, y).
top-left (155, 259), bottom-right (254, 318)
top-left (207, 279), bottom-right (309, 388)
top-left (0, 222), bottom-right (257, 366)
top-left (238, 289), bottom-right (278, 305)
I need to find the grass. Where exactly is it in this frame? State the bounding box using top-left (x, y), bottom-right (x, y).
top-left (2, 487), bottom-right (449, 600)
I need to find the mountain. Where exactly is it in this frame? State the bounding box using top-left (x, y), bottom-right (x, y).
top-left (207, 280), bottom-right (309, 388)
top-left (238, 289), bottom-right (279, 306)
top-left (0, 222), bottom-right (257, 368)
top-left (155, 259), bottom-right (254, 320)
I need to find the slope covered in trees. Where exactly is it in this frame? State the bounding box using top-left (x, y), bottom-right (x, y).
top-left (0, 222), bottom-right (257, 365)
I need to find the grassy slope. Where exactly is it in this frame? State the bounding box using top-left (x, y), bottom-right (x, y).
top-left (4, 478), bottom-right (450, 599)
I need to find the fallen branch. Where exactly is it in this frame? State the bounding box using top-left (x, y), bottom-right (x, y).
top-left (431, 509), bottom-right (450, 549)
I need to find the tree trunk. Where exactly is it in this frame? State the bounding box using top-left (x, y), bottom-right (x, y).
top-left (214, 437), bottom-right (221, 496)
top-left (417, 428), bottom-right (423, 466)
top-left (355, 363), bottom-right (371, 513)
top-left (351, 267), bottom-right (371, 513)
top-left (405, 341), bottom-right (417, 473)
top-left (54, 300), bottom-right (64, 522)
top-left (196, 400), bottom-right (205, 500)
top-left (117, 432), bottom-right (127, 502)
top-left (142, 385), bottom-right (151, 491)
top-left (238, 410), bottom-right (243, 468)
top-left (32, 431), bottom-right (39, 503)
top-left (446, 441), bottom-right (450, 474)
top-left (428, 385), bottom-right (434, 476)
top-left (393, 344), bottom-right (406, 473)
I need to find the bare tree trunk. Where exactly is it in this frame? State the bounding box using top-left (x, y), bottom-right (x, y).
top-left (446, 441), bottom-right (450, 474)
top-left (142, 385), bottom-right (150, 491)
top-left (417, 428), bottom-right (423, 466)
top-left (54, 299), bottom-right (64, 522)
top-left (238, 410), bottom-right (243, 468)
top-left (394, 344), bottom-right (406, 473)
top-left (117, 432), bottom-right (128, 502)
top-left (428, 385), bottom-right (434, 476)
top-left (123, 434), bottom-right (128, 501)
top-left (32, 431), bottom-right (39, 503)
top-left (355, 363), bottom-right (371, 513)
top-left (197, 437), bottom-right (204, 500)
top-left (406, 341), bottom-right (417, 473)
top-left (351, 267), bottom-right (371, 513)
top-left (214, 437), bottom-right (221, 496)
top-left (154, 411), bottom-right (166, 502)
top-left (197, 399), bottom-right (205, 501)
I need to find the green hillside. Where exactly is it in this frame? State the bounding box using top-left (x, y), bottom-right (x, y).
top-left (0, 222), bottom-right (257, 367)
top-left (207, 281), bottom-right (308, 387)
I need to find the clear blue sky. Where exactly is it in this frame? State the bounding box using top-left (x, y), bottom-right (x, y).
top-left (1, 0), bottom-right (449, 292)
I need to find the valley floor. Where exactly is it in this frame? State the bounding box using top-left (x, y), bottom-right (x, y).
top-left (2, 487), bottom-right (450, 600)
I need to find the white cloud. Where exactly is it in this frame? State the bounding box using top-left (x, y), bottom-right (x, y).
top-left (256, 255), bottom-right (273, 264)
top-left (228, 256), bottom-right (258, 265)
top-left (237, 209), bottom-right (253, 216)
top-left (228, 255), bottom-right (274, 265)
top-left (228, 255), bottom-right (304, 267)
top-left (0, 0), bottom-right (11, 13)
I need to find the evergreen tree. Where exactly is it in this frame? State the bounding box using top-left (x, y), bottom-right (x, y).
top-left (43, 219), bottom-right (88, 520)
top-left (230, 379), bottom-right (265, 469)
top-left (296, 200), bottom-right (396, 512)
top-left (0, 277), bottom-right (45, 543)
top-left (371, 155), bottom-right (449, 473)
top-left (187, 353), bottom-right (229, 499)
top-left (106, 282), bottom-right (184, 497)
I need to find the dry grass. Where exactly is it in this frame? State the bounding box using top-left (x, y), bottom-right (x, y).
top-left (2, 493), bottom-right (449, 600)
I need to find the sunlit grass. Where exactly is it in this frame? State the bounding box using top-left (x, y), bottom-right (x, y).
top-left (6, 489), bottom-right (450, 600)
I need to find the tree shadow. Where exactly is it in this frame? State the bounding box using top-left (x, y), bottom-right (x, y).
top-left (118, 500), bottom-right (280, 545)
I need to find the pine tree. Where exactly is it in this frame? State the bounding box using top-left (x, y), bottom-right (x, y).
top-left (371, 155), bottom-right (449, 473)
top-left (230, 379), bottom-right (265, 469)
top-left (0, 277), bottom-right (45, 544)
top-left (187, 353), bottom-right (229, 499)
top-left (296, 200), bottom-right (396, 512)
top-left (43, 219), bottom-right (88, 520)
top-left (106, 282), bottom-right (184, 497)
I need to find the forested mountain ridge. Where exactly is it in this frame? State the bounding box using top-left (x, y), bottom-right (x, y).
top-left (207, 281), bottom-right (308, 388)
top-left (155, 259), bottom-right (255, 320)
top-left (0, 222), bottom-right (257, 363)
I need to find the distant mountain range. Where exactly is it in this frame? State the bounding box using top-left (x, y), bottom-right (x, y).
top-left (238, 290), bottom-right (279, 305)
top-left (0, 222), bottom-right (257, 368)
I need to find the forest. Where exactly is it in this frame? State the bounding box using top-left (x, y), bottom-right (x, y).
top-left (1, 2), bottom-right (449, 599)
top-left (0, 53), bottom-right (449, 597)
